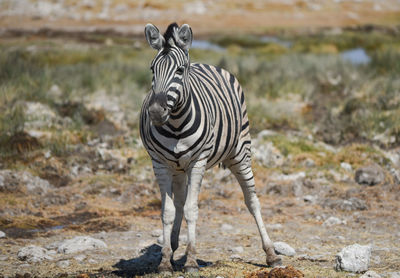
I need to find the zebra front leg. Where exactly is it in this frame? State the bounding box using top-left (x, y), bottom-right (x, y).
top-left (183, 159), bottom-right (206, 272)
top-left (171, 173), bottom-right (187, 253)
top-left (153, 163), bottom-right (175, 272)
top-left (229, 161), bottom-right (282, 267)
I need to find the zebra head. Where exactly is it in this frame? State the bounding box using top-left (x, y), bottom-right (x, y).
top-left (144, 23), bottom-right (193, 126)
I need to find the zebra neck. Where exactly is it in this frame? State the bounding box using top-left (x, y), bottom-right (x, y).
top-left (170, 71), bottom-right (191, 116)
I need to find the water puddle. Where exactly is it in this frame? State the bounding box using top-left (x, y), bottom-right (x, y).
top-left (340, 48), bottom-right (370, 65)
top-left (191, 40), bottom-right (225, 52)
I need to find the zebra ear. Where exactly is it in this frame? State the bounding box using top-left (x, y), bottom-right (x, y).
top-left (145, 24), bottom-right (165, 50)
top-left (174, 24), bottom-right (193, 51)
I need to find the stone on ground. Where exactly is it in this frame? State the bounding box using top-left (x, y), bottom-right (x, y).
top-left (355, 164), bottom-right (385, 186)
top-left (323, 216), bottom-right (346, 226)
top-left (360, 271), bottom-right (381, 278)
top-left (56, 260), bottom-right (70, 268)
top-left (18, 245), bottom-right (53, 263)
top-left (0, 231), bottom-right (5, 238)
top-left (273, 241), bottom-right (296, 257)
top-left (57, 236), bottom-right (107, 254)
top-left (335, 244), bottom-right (371, 273)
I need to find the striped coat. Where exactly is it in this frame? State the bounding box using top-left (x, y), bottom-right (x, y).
top-left (140, 23), bottom-right (281, 272)
top-left (140, 63), bottom-right (251, 172)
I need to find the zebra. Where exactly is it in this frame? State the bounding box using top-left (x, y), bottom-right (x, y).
top-left (140, 22), bottom-right (282, 272)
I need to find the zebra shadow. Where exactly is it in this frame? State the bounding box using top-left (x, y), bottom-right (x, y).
top-left (111, 244), bottom-right (212, 277)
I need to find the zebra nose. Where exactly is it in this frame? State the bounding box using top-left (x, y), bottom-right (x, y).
top-left (148, 102), bottom-right (166, 116)
top-left (148, 102), bottom-right (168, 125)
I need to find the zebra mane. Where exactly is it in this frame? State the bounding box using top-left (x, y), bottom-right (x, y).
top-left (163, 22), bottom-right (179, 51)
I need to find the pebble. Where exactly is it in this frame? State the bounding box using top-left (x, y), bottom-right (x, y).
top-left (151, 229), bottom-right (162, 237)
top-left (56, 260), bottom-right (70, 268)
top-left (230, 254), bottom-right (241, 260)
top-left (229, 246), bottom-right (244, 253)
top-left (57, 236), bottom-right (107, 254)
top-left (0, 231), bottom-right (5, 238)
top-left (360, 271), bottom-right (381, 278)
top-left (323, 216), bottom-right (346, 226)
top-left (335, 244), bottom-right (371, 273)
top-left (303, 195), bottom-right (318, 204)
top-left (273, 242), bottom-right (296, 257)
top-left (341, 162), bottom-right (353, 172)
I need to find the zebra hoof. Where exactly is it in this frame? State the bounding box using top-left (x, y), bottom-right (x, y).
top-left (266, 256), bottom-right (282, 268)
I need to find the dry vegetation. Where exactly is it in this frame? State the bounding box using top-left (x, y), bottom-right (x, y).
top-left (0, 2), bottom-right (400, 277)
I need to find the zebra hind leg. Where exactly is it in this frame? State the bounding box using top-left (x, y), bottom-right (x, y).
top-left (227, 158), bottom-right (282, 267)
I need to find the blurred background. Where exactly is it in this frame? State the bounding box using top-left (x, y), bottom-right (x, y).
top-left (0, 1), bottom-right (400, 277)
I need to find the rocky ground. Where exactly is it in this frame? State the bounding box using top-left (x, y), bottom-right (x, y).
top-left (0, 111), bottom-right (399, 277)
top-left (1, 6), bottom-right (400, 275)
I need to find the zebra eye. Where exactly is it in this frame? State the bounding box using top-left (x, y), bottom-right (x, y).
top-left (176, 67), bottom-right (184, 75)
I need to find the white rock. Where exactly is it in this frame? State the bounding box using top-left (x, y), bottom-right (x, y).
top-left (0, 231), bottom-right (5, 238)
top-left (389, 272), bottom-right (400, 278)
top-left (18, 245), bottom-right (53, 263)
top-left (341, 162), bottom-right (353, 172)
top-left (24, 101), bottom-right (59, 129)
top-left (360, 270), bottom-right (381, 278)
top-left (323, 216), bottom-right (346, 227)
top-left (355, 164), bottom-right (384, 186)
top-left (22, 171), bottom-right (52, 195)
top-left (273, 242), bottom-right (296, 257)
top-left (57, 236), bottom-right (107, 254)
top-left (47, 84), bottom-right (63, 100)
top-left (229, 246), bottom-right (244, 253)
top-left (151, 229), bottom-right (162, 237)
top-left (303, 195), bottom-right (318, 204)
top-left (252, 142), bottom-right (284, 168)
top-left (56, 260), bottom-right (70, 268)
top-left (335, 244), bottom-right (371, 273)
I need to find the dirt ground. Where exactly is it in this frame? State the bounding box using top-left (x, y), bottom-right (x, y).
top-left (0, 148), bottom-right (399, 277)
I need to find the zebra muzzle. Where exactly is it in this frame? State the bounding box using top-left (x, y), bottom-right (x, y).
top-left (148, 102), bottom-right (170, 126)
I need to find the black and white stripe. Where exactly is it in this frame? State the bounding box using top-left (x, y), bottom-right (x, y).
top-left (140, 23), bottom-right (281, 272)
